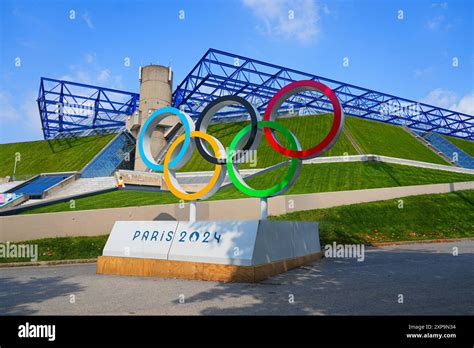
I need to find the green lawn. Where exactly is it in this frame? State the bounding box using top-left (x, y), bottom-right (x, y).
top-left (0, 134), bottom-right (115, 178)
top-left (179, 114), bottom-right (450, 172)
top-left (4, 190), bottom-right (473, 263)
top-left (444, 135), bottom-right (474, 157)
top-left (345, 116), bottom-right (448, 165)
top-left (180, 113), bottom-right (358, 172)
top-left (271, 190), bottom-right (474, 245)
top-left (22, 161), bottom-right (474, 214)
top-left (0, 235), bottom-right (108, 263)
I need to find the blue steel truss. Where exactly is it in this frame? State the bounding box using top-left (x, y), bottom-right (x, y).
top-left (172, 49), bottom-right (473, 140)
top-left (39, 49), bottom-right (474, 140)
top-left (38, 77), bottom-right (139, 139)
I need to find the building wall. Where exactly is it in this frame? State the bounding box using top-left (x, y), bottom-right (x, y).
top-left (130, 65), bottom-right (177, 171)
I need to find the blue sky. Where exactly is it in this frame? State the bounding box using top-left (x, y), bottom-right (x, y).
top-left (0, 0), bottom-right (473, 143)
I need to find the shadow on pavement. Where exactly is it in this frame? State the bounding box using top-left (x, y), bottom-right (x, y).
top-left (173, 245), bottom-right (474, 315)
top-left (0, 274), bottom-right (84, 315)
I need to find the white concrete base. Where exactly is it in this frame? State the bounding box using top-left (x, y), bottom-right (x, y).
top-left (102, 220), bottom-right (321, 266)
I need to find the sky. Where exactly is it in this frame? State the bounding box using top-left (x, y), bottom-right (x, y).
top-left (0, 0), bottom-right (473, 144)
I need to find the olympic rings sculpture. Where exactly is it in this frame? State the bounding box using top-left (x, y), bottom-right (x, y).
top-left (138, 80), bottom-right (344, 201)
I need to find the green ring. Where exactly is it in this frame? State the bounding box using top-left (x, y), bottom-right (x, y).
top-left (226, 120), bottom-right (301, 198)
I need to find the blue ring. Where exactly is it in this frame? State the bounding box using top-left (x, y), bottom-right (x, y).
top-left (138, 107), bottom-right (192, 171)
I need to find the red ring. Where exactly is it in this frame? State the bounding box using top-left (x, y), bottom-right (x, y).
top-left (263, 80), bottom-right (343, 159)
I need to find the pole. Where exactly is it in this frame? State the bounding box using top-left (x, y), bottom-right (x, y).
top-left (260, 197), bottom-right (268, 220)
top-left (12, 158), bottom-right (18, 181)
top-left (189, 200), bottom-right (197, 222)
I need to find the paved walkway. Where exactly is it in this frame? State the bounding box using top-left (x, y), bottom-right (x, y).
top-left (45, 177), bottom-right (117, 200)
top-left (1, 240), bottom-right (472, 315)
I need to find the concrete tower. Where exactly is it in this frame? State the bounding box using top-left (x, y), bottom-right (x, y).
top-left (128, 65), bottom-right (177, 171)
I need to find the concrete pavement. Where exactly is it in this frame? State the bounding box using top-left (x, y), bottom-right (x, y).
top-left (0, 240), bottom-right (473, 315)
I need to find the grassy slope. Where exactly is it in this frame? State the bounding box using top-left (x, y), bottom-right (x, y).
top-left (4, 190), bottom-right (474, 263)
top-left (444, 135), bottom-right (474, 157)
top-left (0, 134), bottom-right (115, 178)
top-left (180, 114), bottom-right (358, 172)
top-left (271, 190), bottom-right (474, 245)
top-left (23, 161), bottom-right (474, 214)
top-left (180, 114), bottom-right (450, 172)
top-left (345, 116), bottom-right (448, 165)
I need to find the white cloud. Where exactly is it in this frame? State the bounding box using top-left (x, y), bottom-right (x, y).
top-left (85, 53), bottom-right (96, 64)
top-left (422, 88), bottom-right (458, 108)
top-left (80, 54), bottom-right (124, 88)
top-left (0, 90), bottom-right (43, 141)
top-left (414, 67), bottom-right (433, 77)
top-left (242, 0), bottom-right (321, 44)
top-left (426, 15), bottom-right (444, 31)
top-left (18, 40), bottom-right (38, 49)
top-left (57, 59), bottom-right (123, 89)
top-left (422, 89), bottom-right (474, 115)
top-left (432, 2), bottom-right (448, 9)
top-left (58, 65), bottom-right (92, 84)
top-left (111, 75), bottom-right (124, 89)
top-left (0, 91), bottom-right (21, 122)
top-left (97, 69), bottom-right (111, 83)
top-left (451, 92), bottom-right (474, 115)
top-left (21, 91), bottom-right (42, 133)
top-left (60, 52), bottom-right (110, 84)
top-left (82, 12), bottom-right (95, 29)
top-left (426, 1), bottom-right (452, 32)
top-left (322, 4), bottom-right (332, 15)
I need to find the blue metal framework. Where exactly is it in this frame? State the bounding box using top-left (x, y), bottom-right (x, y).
top-left (38, 77), bottom-right (139, 139)
top-left (173, 49), bottom-right (473, 140)
top-left (39, 49), bottom-right (473, 140)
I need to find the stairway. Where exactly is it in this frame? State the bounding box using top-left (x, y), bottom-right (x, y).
top-left (422, 132), bottom-right (474, 169)
top-left (343, 127), bottom-right (363, 155)
top-left (402, 127), bottom-right (457, 166)
top-left (81, 131), bottom-right (136, 178)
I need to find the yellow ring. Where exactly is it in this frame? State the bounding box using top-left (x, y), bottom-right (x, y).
top-left (163, 131), bottom-right (223, 200)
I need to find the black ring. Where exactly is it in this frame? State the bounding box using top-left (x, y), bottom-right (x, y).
top-left (195, 95), bottom-right (260, 165)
